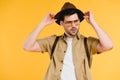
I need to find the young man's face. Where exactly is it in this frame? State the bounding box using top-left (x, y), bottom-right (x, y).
top-left (60, 13), bottom-right (80, 37)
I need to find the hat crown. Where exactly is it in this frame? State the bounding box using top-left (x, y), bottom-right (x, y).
top-left (61, 2), bottom-right (76, 11)
top-left (55, 2), bottom-right (84, 25)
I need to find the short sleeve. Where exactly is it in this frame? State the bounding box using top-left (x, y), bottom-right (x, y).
top-left (36, 35), bottom-right (56, 54)
top-left (87, 36), bottom-right (100, 55)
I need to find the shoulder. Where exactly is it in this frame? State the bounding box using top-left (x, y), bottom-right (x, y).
top-left (80, 35), bottom-right (99, 47)
top-left (37, 35), bottom-right (57, 41)
top-left (87, 36), bottom-right (99, 43)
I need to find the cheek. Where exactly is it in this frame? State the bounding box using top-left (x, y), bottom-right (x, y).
top-left (76, 25), bottom-right (80, 29)
top-left (64, 26), bottom-right (71, 31)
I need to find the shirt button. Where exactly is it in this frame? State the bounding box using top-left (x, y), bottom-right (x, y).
top-left (60, 69), bottom-right (62, 72)
top-left (61, 60), bottom-right (63, 63)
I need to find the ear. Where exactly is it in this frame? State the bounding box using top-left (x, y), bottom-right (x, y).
top-left (60, 21), bottom-right (64, 26)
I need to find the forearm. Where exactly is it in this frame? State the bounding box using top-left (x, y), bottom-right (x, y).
top-left (23, 23), bottom-right (45, 50)
top-left (22, 13), bottom-right (56, 51)
top-left (90, 21), bottom-right (113, 50)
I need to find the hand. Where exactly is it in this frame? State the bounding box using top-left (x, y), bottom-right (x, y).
top-left (84, 11), bottom-right (95, 24)
top-left (41, 13), bottom-right (56, 26)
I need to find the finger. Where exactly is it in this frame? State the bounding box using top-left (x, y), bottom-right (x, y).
top-left (84, 10), bottom-right (91, 16)
top-left (83, 15), bottom-right (89, 19)
top-left (84, 12), bottom-right (88, 17)
top-left (46, 12), bottom-right (54, 17)
top-left (50, 13), bottom-right (55, 18)
top-left (50, 13), bottom-right (55, 16)
top-left (51, 19), bottom-right (57, 23)
top-left (54, 19), bottom-right (57, 21)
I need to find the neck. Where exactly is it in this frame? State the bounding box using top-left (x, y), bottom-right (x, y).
top-left (65, 32), bottom-right (75, 38)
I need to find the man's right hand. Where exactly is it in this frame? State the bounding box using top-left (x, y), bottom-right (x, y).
top-left (23, 13), bottom-right (57, 52)
top-left (41, 13), bottom-right (56, 26)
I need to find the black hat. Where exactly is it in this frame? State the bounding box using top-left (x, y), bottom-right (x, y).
top-left (54, 2), bottom-right (84, 25)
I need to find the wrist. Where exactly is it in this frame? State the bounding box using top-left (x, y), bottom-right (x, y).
top-left (40, 21), bottom-right (47, 26)
top-left (89, 20), bottom-right (96, 25)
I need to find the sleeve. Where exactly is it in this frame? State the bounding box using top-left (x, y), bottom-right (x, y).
top-left (87, 36), bottom-right (101, 55)
top-left (36, 35), bottom-right (56, 54)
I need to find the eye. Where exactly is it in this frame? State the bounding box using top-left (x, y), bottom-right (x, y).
top-left (74, 20), bottom-right (79, 23)
top-left (66, 21), bottom-right (72, 24)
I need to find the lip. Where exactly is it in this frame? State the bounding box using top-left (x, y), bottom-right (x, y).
top-left (70, 28), bottom-right (77, 32)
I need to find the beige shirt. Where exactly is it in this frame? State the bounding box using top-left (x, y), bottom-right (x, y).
top-left (37, 33), bottom-right (100, 80)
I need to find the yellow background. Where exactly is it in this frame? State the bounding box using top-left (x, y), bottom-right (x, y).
top-left (0, 0), bottom-right (120, 80)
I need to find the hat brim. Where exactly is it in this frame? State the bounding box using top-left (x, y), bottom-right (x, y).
top-left (54, 8), bottom-right (84, 25)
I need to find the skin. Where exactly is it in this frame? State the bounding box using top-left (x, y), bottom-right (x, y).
top-left (22, 11), bottom-right (113, 53)
top-left (60, 13), bottom-right (80, 38)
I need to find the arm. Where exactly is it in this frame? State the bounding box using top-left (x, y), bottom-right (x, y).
top-left (84, 11), bottom-right (113, 52)
top-left (22, 13), bottom-right (56, 52)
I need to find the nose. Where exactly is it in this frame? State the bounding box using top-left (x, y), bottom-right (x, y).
top-left (71, 21), bottom-right (76, 27)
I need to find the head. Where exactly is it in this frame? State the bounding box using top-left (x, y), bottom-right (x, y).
top-left (60, 9), bottom-right (80, 37)
top-left (54, 2), bottom-right (84, 37)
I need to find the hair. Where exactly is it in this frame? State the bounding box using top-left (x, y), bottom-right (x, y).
top-left (59, 9), bottom-right (79, 21)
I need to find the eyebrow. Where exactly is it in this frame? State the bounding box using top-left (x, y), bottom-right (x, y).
top-left (65, 19), bottom-right (79, 23)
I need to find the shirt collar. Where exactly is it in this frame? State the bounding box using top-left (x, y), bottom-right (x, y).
top-left (61, 32), bottom-right (80, 40)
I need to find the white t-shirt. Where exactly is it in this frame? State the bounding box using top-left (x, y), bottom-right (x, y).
top-left (60, 37), bottom-right (76, 80)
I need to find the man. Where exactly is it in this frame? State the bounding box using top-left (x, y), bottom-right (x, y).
top-left (23, 2), bottom-right (113, 80)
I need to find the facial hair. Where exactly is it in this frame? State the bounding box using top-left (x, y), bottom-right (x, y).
top-left (66, 27), bottom-right (79, 37)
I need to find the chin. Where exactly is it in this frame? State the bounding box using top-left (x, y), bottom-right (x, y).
top-left (71, 33), bottom-right (77, 36)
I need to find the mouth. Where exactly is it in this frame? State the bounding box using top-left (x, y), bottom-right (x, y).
top-left (70, 28), bottom-right (77, 33)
